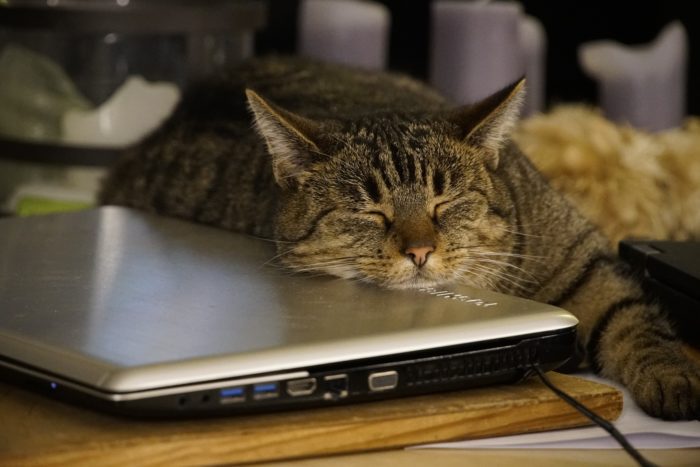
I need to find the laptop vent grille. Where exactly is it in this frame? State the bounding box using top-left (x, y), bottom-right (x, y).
top-left (404, 344), bottom-right (537, 386)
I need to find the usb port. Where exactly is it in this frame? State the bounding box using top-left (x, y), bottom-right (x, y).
top-left (286, 378), bottom-right (317, 397)
top-left (219, 386), bottom-right (245, 404)
top-left (252, 382), bottom-right (279, 400)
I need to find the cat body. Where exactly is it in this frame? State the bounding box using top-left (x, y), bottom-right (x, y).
top-left (101, 57), bottom-right (700, 420)
top-left (100, 58), bottom-right (447, 239)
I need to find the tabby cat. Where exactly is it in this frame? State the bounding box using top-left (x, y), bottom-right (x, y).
top-left (100, 57), bottom-right (699, 420)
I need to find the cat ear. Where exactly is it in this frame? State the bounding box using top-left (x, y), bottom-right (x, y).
top-left (449, 78), bottom-right (525, 169)
top-left (246, 89), bottom-right (324, 189)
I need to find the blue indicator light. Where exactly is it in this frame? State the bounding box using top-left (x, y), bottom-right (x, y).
top-left (50, 382), bottom-right (57, 390)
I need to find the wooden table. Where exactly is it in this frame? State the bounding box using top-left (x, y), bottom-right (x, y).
top-left (0, 372), bottom-right (633, 466)
top-left (267, 447), bottom-right (700, 467)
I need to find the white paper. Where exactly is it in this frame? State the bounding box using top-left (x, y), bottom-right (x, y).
top-left (411, 373), bottom-right (700, 450)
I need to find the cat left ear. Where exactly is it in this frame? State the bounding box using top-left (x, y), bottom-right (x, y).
top-left (449, 77), bottom-right (525, 170)
top-left (246, 89), bottom-right (324, 189)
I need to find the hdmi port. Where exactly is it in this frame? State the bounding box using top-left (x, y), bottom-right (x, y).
top-left (286, 377), bottom-right (317, 396)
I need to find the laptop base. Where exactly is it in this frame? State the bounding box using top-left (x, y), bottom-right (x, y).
top-left (1, 328), bottom-right (575, 418)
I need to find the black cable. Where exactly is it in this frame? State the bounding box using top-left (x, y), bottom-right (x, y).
top-left (531, 365), bottom-right (658, 467)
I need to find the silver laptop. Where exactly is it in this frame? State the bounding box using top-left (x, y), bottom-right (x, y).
top-left (0, 207), bottom-right (577, 417)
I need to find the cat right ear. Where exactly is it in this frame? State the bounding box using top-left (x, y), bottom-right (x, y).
top-left (449, 78), bottom-right (525, 170)
top-left (246, 89), bottom-right (324, 189)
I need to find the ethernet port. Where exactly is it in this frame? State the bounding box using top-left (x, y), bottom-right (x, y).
top-left (322, 374), bottom-right (349, 400)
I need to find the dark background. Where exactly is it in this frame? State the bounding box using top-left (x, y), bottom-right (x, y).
top-left (255, 0), bottom-right (700, 115)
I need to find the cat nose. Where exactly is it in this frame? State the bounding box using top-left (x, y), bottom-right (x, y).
top-left (405, 245), bottom-right (434, 268)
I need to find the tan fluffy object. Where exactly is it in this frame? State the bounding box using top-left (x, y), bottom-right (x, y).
top-left (513, 105), bottom-right (700, 247)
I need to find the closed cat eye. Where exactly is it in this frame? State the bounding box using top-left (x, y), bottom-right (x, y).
top-left (431, 201), bottom-right (451, 220)
top-left (365, 211), bottom-right (392, 229)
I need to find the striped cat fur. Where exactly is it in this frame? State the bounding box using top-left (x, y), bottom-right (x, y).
top-left (100, 57), bottom-right (700, 420)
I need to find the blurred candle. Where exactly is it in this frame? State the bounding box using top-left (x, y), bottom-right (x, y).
top-left (430, 1), bottom-right (525, 106)
top-left (298, 0), bottom-right (390, 70)
top-left (579, 21), bottom-right (687, 132)
top-left (519, 14), bottom-right (546, 116)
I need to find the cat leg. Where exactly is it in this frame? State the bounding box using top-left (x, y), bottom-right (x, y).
top-left (553, 258), bottom-right (700, 420)
top-left (592, 298), bottom-right (700, 419)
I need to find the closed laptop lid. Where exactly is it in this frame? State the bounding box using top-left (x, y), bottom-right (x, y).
top-left (619, 240), bottom-right (700, 300)
top-left (0, 207), bottom-right (577, 395)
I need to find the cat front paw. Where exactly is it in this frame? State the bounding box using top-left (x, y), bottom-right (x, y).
top-left (626, 356), bottom-right (700, 420)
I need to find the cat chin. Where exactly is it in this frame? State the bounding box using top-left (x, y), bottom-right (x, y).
top-left (382, 277), bottom-right (445, 291)
top-left (367, 268), bottom-right (458, 290)
top-left (314, 261), bottom-right (452, 291)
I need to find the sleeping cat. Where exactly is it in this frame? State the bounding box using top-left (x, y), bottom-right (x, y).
top-left (100, 56), bottom-right (700, 420)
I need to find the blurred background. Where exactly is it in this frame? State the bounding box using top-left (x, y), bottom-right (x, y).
top-left (0, 0), bottom-right (696, 216)
top-left (258, 0), bottom-right (698, 114)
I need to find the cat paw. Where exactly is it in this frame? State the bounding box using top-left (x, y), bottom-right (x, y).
top-left (626, 356), bottom-right (700, 420)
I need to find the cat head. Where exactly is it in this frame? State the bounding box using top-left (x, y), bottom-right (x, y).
top-left (246, 79), bottom-right (525, 289)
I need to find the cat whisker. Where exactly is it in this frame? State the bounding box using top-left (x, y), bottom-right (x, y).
top-left (474, 266), bottom-right (538, 290)
top-left (478, 271), bottom-right (533, 294)
top-left (261, 247), bottom-right (301, 267)
top-left (454, 264), bottom-right (500, 291)
top-left (469, 250), bottom-right (547, 264)
top-left (276, 268), bottom-right (336, 280)
top-left (496, 226), bottom-right (547, 239)
top-left (499, 220), bottom-right (547, 230)
top-left (469, 257), bottom-right (541, 283)
top-left (286, 256), bottom-right (359, 272)
top-left (472, 263), bottom-right (537, 283)
top-left (455, 262), bottom-right (536, 294)
top-left (454, 245), bottom-right (548, 267)
top-left (244, 234), bottom-right (295, 245)
top-left (290, 262), bottom-right (355, 272)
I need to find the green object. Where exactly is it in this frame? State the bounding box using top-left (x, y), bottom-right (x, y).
top-left (16, 196), bottom-right (92, 216)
